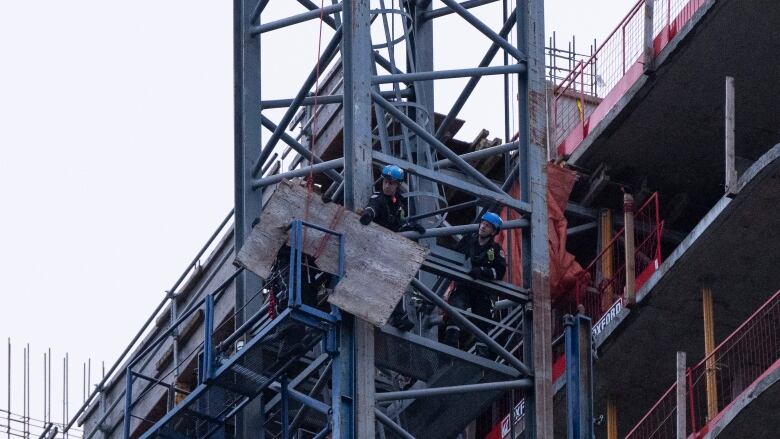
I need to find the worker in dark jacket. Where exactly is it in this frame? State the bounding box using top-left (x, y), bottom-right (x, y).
top-left (359, 165), bottom-right (407, 231)
top-left (359, 165), bottom-right (423, 331)
top-left (444, 212), bottom-right (506, 357)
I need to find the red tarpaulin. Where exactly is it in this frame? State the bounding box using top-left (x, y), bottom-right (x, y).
top-left (498, 164), bottom-right (585, 301)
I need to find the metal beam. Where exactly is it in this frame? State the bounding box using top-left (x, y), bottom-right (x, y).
top-left (432, 141), bottom-right (520, 169)
top-left (252, 158), bottom-right (344, 188)
top-left (375, 409), bottom-right (415, 439)
top-left (259, 115), bottom-right (343, 183)
top-left (251, 26), bottom-right (343, 177)
top-left (342, 1), bottom-right (375, 438)
top-left (400, 219), bottom-right (528, 239)
top-left (520, 0), bottom-right (553, 435)
top-left (375, 379), bottom-right (532, 401)
top-left (373, 151), bottom-right (531, 214)
top-left (233, 3), bottom-right (265, 436)
top-left (422, 0), bottom-right (499, 21)
top-left (567, 222), bottom-right (598, 236)
top-left (564, 315), bottom-right (594, 439)
top-left (434, 8), bottom-right (517, 141)
top-left (411, 278), bottom-right (532, 376)
top-left (372, 64), bottom-right (526, 84)
top-left (440, 0), bottom-right (526, 60)
top-left (251, 3), bottom-right (343, 35)
top-left (372, 96), bottom-right (520, 201)
top-left (259, 88), bottom-right (412, 109)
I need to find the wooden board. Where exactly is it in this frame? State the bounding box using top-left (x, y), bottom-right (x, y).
top-left (235, 179), bottom-right (429, 326)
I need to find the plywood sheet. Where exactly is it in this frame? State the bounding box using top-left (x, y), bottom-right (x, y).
top-left (235, 180), bottom-right (429, 326)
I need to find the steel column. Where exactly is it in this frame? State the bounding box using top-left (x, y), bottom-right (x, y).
top-left (234, 1), bottom-right (266, 437)
top-left (519, 0), bottom-right (553, 436)
top-left (342, 1), bottom-right (374, 437)
top-left (564, 315), bottom-right (594, 439)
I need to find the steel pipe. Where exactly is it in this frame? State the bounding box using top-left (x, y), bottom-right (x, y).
top-left (375, 379), bottom-right (532, 401)
top-left (375, 409), bottom-right (416, 439)
top-left (259, 115), bottom-right (343, 182)
top-left (410, 278), bottom-right (532, 376)
top-left (400, 219), bottom-right (528, 239)
top-left (432, 141), bottom-right (520, 169)
top-left (260, 88), bottom-right (412, 109)
top-left (372, 93), bottom-right (513, 198)
top-left (435, 9), bottom-right (517, 141)
top-left (269, 382), bottom-right (331, 415)
top-left (440, 0), bottom-right (525, 61)
top-left (372, 64), bottom-right (525, 84)
top-left (251, 26), bottom-right (343, 177)
top-left (405, 200), bottom-right (479, 222)
top-left (422, 0), bottom-right (498, 21)
top-left (251, 3), bottom-right (343, 35)
top-left (252, 158), bottom-right (344, 188)
top-left (373, 151), bottom-right (530, 214)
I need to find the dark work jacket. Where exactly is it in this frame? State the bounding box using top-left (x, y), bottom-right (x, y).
top-left (364, 192), bottom-right (405, 232)
top-left (456, 234), bottom-right (507, 282)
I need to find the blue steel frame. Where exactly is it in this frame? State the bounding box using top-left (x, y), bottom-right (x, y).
top-left (123, 220), bottom-right (347, 439)
top-left (564, 314), bottom-right (594, 439)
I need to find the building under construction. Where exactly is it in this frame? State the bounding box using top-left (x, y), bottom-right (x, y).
top-left (53, 0), bottom-right (780, 438)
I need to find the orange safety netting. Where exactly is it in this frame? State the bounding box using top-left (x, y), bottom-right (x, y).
top-left (498, 164), bottom-right (585, 302)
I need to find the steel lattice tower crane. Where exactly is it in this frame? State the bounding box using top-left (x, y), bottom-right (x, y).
top-left (234, 1), bottom-right (551, 437)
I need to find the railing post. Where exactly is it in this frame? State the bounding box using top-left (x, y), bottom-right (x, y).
top-left (687, 367), bottom-right (697, 433)
top-left (203, 294), bottom-right (215, 383)
top-left (725, 76), bottom-right (737, 196)
top-left (643, 0), bottom-right (655, 72)
top-left (123, 368), bottom-right (132, 439)
top-left (676, 352), bottom-right (687, 439)
top-left (623, 193), bottom-right (637, 306)
top-left (702, 287), bottom-right (718, 421)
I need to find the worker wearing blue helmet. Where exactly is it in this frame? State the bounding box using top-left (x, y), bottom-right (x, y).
top-left (444, 212), bottom-right (507, 357)
top-left (359, 165), bottom-right (425, 331)
top-left (359, 165), bottom-right (407, 232)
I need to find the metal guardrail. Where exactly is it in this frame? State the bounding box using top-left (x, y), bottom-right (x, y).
top-left (556, 192), bottom-right (662, 339)
top-left (626, 289), bottom-right (780, 439)
top-left (553, 0), bottom-right (709, 156)
top-left (490, 193), bottom-right (663, 438)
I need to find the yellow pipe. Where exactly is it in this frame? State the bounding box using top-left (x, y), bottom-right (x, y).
top-left (703, 287), bottom-right (718, 420)
top-left (600, 209), bottom-right (614, 313)
top-left (607, 397), bottom-right (618, 439)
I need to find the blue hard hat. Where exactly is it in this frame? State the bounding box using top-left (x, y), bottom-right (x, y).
top-left (381, 165), bottom-right (404, 182)
top-left (481, 212), bottom-right (503, 231)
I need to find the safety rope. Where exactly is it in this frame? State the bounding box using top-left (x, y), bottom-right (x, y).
top-left (268, 288), bottom-right (278, 319)
top-left (302, 0), bottom-right (328, 250)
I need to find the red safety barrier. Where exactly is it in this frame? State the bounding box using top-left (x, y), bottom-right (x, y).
top-left (557, 192), bottom-right (663, 340)
top-left (554, 0), bottom-right (709, 157)
top-left (488, 194), bottom-right (663, 438)
top-left (626, 289), bottom-right (780, 439)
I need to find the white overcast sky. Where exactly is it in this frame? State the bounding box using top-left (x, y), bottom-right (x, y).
top-left (0, 0), bottom-right (634, 428)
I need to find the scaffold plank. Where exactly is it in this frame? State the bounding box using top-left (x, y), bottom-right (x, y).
top-left (235, 179), bottom-right (429, 326)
